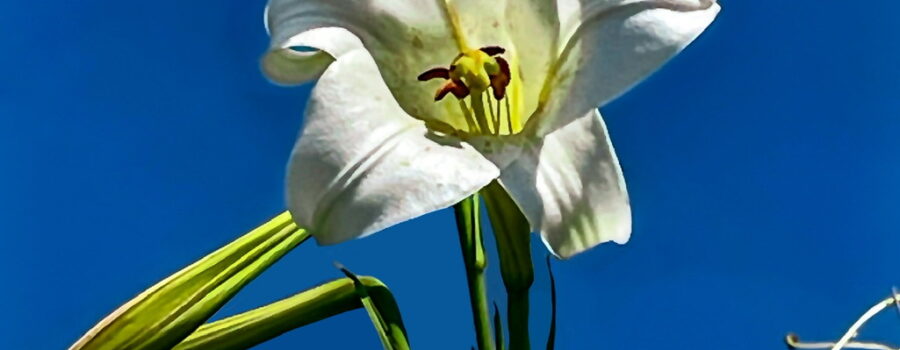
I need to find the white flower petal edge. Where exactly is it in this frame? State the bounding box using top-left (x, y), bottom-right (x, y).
top-left (263, 0), bottom-right (463, 125)
top-left (287, 48), bottom-right (500, 245)
top-left (262, 26), bottom-right (364, 84)
top-left (500, 110), bottom-right (630, 259)
top-left (534, 0), bottom-right (720, 135)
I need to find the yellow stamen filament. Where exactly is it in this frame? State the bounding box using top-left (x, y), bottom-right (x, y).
top-left (449, 90), bottom-right (520, 137)
top-left (457, 100), bottom-right (479, 134)
top-left (505, 97), bottom-right (515, 134)
top-left (485, 94), bottom-right (498, 134)
top-left (494, 96), bottom-right (503, 134)
top-left (470, 91), bottom-right (493, 134)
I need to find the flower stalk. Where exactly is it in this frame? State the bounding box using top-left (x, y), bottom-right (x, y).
top-left (454, 194), bottom-right (495, 350)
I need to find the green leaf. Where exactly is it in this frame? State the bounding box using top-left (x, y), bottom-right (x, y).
top-left (339, 265), bottom-right (410, 350)
top-left (482, 181), bottom-right (534, 350)
top-left (70, 212), bottom-right (309, 350)
top-left (173, 275), bottom-right (409, 350)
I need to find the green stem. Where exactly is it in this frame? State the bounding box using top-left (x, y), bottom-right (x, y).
top-left (454, 194), bottom-right (494, 350)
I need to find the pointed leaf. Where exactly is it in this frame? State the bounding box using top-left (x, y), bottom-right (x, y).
top-left (173, 275), bottom-right (409, 350)
top-left (340, 266), bottom-right (410, 350)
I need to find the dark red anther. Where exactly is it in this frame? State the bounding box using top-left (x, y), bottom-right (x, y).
top-left (418, 67), bottom-right (451, 81)
top-left (435, 80), bottom-right (470, 101)
top-left (489, 57), bottom-right (511, 100)
top-left (479, 46), bottom-right (506, 56)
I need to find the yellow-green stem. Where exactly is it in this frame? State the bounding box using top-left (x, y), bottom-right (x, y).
top-left (454, 194), bottom-right (494, 350)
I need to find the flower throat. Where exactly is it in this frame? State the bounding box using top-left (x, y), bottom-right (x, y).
top-left (417, 0), bottom-right (523, 137)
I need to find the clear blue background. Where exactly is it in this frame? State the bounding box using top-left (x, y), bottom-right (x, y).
top-left (2, 1), bottom-right (899, 349)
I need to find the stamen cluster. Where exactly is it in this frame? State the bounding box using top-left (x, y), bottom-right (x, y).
top-left (418, 46), bottom-right (517, 136)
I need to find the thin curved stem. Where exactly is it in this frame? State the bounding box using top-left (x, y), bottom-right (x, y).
top-left (830, 296), bottom-right (898, 350)
top-left (786, 334), bottom-right (897, 350)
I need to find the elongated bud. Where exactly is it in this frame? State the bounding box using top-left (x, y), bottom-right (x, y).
top-left (70, 212), bottom-right (309, 350)
top-left (482, 181), bottom-right (533, 291)
top-left (482, 180), bottom-right (533, 350)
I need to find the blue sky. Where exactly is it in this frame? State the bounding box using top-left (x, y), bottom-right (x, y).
top-left (2, 1), bottom-right (900, 349)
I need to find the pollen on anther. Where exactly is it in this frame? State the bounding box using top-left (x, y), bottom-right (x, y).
top-left (479, 46), bottom-right (505, 56)
top-left (418, 67), bottom-right (450, 81)
top-left (489, 57), bottom-right (511, 100)
top-left (435, 80), bottom-right (470, 101)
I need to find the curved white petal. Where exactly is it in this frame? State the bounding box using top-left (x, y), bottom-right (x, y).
top-left (533, 0), bottom-right (720, 135)
top-left (500, 0), bottom-right (562, 119)
top-left (499, 110), bottom-right (630, 259)
top-left (287, 49), bottom-right (499, 245)
top-left (264, 1), bottom-right (460, 123)
top-left (262, 26), bottom-right (364, 84)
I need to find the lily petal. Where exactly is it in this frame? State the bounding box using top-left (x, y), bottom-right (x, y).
top-left (500, 0), bottom-right (563, 118)
top-left (533, 0), bottom-right (720, 135)
top-left (262, 26), bottom-right (364, 84)
top-left (287, 48), bottom-right (499, 245)
top-left (264, 0), bottom-right (466, 126)
top-left (500, 110), bottom-right (630, 258)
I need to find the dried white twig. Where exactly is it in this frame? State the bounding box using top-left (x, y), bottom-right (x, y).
top-left (786, 334), bottom-right (897, 350)
top-left (786, 291), bottom-right (900, 350)
top-left (892, 287), bottom-right (900, 319)
top-left (830, 296), bottom-right (898, 350)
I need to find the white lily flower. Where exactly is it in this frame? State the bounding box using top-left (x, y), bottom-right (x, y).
top-left (263, 0), bottom-right (719, 258)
